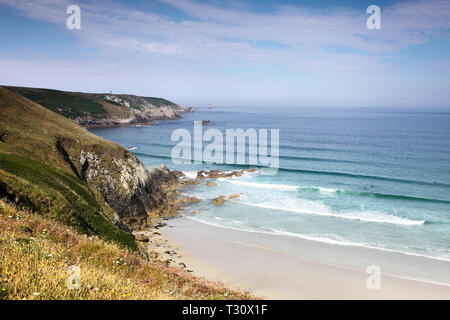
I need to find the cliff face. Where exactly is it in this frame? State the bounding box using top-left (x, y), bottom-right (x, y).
top-left (78, 147), bottom-right (179, 230)
top-left (0, 86), bottom-right (181, 247)
top-left (54, 136), bottom-right (181, 231)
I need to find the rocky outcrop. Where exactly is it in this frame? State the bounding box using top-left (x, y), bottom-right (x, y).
top-left (76, 105), bottom-right (192, 128)
top-left (135, 234), bottom-right (150, 242)
top-left (76, 116), bottom-right (154, 128)
top-left (76, 147), bottom-right (180, 230)
top-left (78, 94), bottom-right (194, 128)
top-left (212, 195), bottom-right (226, 206)
top-left (56, 143), bottom-right (188, 233)
top-left (196, 168), bottom-right (256, 180)
top-left (181, 196), bottom-right (201, 203)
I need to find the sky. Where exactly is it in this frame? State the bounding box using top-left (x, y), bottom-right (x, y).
top-left (0, 0), bottom-right (449, 107)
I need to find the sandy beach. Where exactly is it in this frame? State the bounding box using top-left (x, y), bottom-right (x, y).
top-left (155, 216), bottom-right (450, 299)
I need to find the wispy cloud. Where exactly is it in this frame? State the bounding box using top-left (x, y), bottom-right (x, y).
top-left (2, 0), bottom-right (449, 57)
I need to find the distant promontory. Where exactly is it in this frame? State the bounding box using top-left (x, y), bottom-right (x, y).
top-left (5, 86), bottom-right (194, 128)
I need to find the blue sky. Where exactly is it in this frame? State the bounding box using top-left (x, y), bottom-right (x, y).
top-left (0, 0), bottom-right (449, 107)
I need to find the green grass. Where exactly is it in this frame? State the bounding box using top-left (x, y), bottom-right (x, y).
top-left (5, 86), bottom-right (105, 119)
top-left (142, 97), bottom-right (178, 108)
top-left (0, 153), bottom-right (137, 250)
top-left (98, 94), bottom-right (180, 110)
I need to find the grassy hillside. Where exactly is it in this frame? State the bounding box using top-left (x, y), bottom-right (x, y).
top-left (5, 86), bottom-right (106, 119)
top-left (0, 200), bottom-right (250, 300)
top-left (142, 96), bottom-right (179, 108)
top-left (0, 86), bottom-right (126, 168)
top-left (99, 94), bottom-right (180, 110)
top-left (0, 87), bottom-right (136, 249)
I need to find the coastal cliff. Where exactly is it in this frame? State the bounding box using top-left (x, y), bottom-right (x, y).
top-left (77, 146), bottom-right (180, 230)
top-left (5, 86), bottom-right (194, 128)
top-left (0, 86), bottom-right (255, 300)
top-left (0, 86), bottom-right (182, 247)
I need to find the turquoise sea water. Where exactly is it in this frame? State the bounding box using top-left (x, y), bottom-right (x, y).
top-left (91, 107), bottom-right (450, 261)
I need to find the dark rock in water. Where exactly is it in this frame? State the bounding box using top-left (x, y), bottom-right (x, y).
top-left (196, 171), bottom-right (206, 179)
top-left (181, 196), bottom-right (201, 203)
top-left (212, 195), bottom-right (226, 206)
top-left (195, 168), bottom-right (255, 180)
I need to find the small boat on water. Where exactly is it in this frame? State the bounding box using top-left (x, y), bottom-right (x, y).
top-left (126, 146), bottom-right (138, 151)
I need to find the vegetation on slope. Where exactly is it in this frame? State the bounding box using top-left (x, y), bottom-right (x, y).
top-left (0, 200), bottom-right (250, 300)
top-left (5, 86), bottom-right (105, 119)
top-left (0, 153), bottom-right (136, 250)
top-left (0, 86), bottom-right (126, 169)
top-left (0, 87), bottom-right (139, 249)
top-left (141, 96), bottom-right (179, 108)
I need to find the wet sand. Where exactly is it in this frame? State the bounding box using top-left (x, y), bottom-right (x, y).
top-left (159, 216), bottom-right (450, 299)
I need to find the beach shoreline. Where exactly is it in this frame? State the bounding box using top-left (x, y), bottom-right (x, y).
top-left (158, 216), bottom-right (450, 299)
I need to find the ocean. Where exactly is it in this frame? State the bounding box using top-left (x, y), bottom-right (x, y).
top-left (91, 106), bottom-right (450, 262)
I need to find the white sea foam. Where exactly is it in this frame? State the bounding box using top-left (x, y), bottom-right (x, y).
top-left (186, 216), bottom-right (449, 262)
top-left (317, 187), bottom-right (338, 194)
top-left (186, 215), bottom-right (389, 248)
top-left (232, 197), bottom-right (424, 226)
top-left (297, 186), bottom-right (340, 194)
top-left (187, 177), bottom-right (424, 225)
top-left (220, 179), bottom-right (299, 191)
top-left (183, 171), bottom-right (198, 179)
top-left (219, 176), bottom-right (337, 194)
